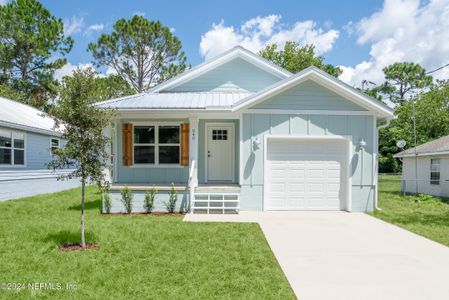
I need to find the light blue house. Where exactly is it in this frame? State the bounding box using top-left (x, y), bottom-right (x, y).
top-left (97, 46), bottom-right (394, 213)
top-left (0, 97), bottom-right (79, 201)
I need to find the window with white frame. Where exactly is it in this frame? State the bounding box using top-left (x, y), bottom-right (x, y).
top-left (133, 125), bottom-right (180, 165)
top-left (0, 129), bottom-right (25, 166)
top-left (50, 138), bottom-right (60, 154)
top-left (430, 158), bottom-right (440, 185)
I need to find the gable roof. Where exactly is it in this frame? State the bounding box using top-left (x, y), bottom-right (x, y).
top-left (394, 135), bottom-right (449, 158)
top-left (150, 46), bottom-right (292, 93)
top-left (231, 66), bottom-right (394, 119)
top-left (0, 97), bottom-right (61, 136)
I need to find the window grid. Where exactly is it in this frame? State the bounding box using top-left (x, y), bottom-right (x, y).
top-left (430, 158), bottom-right (440, 185)
top-left (0, 130), bottom-right (25, 166)
top-left (133, 125), bottom-right (180, 165)
top-left (50, 138), bottom-right (60, 154)
top-left (212, 129), bottom-right (228, 141)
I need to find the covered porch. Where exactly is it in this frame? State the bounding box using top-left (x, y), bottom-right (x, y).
top-left (104, 115), bottom-right (242, 213)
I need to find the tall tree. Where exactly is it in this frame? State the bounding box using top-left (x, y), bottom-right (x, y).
top-left (48, 68), bottom-right (113, 248)
top-left (258, 42), bottom-right (342, 77)
top-left (370, 62), bottom-right (433, 105)
top-left (0, 0), bottom-right (73, 109)
top-left (88, 15), bottom-right (187, 93)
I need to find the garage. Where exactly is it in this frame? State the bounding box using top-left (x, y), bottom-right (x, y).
top-left (265, 137), bottom-right (349, 211)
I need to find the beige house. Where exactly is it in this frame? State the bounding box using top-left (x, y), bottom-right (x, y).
top-left (394, 135), bottom-right (449, 197)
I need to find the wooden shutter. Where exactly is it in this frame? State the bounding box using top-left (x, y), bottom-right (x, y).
top-left (180, 123), bottom-right (190, 166)
top-left (122, 123), bottom-right (133, 166)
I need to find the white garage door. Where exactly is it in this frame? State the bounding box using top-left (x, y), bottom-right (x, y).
top-left (266, 138), bottom-right (348, 211)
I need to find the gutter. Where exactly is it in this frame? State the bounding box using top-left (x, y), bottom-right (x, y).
top-left (373, 117), bottom-right (392, 211)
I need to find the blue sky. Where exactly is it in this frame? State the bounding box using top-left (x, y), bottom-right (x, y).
top-left (38, 0), bottom-right (449, 86)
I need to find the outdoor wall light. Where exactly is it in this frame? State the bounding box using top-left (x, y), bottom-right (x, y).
top-left (253, 138), bottom-right (261, 151)
top-left (357, 139), bottom-right (367, 150)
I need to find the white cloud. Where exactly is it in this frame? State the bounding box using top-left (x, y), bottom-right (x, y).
top-left (84, 23), bottom-right (104, 36)
top-left (64, 16), bottom-right (84, 36)
top-left (0, 0), bottom-right (9, 5)
top-left (133, 11), bottom-right (145, 17)
top-left (199, 15), bottom-right (339, 60)
top-left (340, 0), bottom-right (449, 86)
top-left (54, 62), bottom-right (94, 81)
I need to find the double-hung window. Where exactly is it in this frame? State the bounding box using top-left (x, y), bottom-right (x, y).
top-left (430, 158), bottom-right (440, 185)
top-left (133, 125), bottom-right (180, 165)
top-left (50, 138), bottom-right (60, 154)
top-left (0, 129), bottom-right (25, 166)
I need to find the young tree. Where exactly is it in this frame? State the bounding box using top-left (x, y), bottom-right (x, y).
top-left (48, 68), bottom-right (113, 248)
top-left (88, 15), bottom-right (187, 93)
top-left (258, 42), bottom-right (342, 77)
top-left (0, 0), bottom-right (73, 109)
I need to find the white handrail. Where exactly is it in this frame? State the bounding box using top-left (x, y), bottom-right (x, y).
top-left (188, 160), bottom-right (197, 213)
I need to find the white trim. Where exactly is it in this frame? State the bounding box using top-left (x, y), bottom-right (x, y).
top-left (244, 109), bottom-right (374, 116)
top-left (0, 129), bottom-right (27, 168)
top-left (204, 122), bottom-right (236, 183)
top-left (233, 67), bottom-right (394, 119)
top-left (150, 46), bottom-right (291, 93)
top-left (0, 120), bottom-right (62, 137)
top-left (239, 114), bottom-right (243, 185)
top-left (113, 121), bottom-right (118, 183)
top-left (49, 137), bottom-right (61, 155)
top-left (395, 151), bottom-right (449, 158)
top-left (262, 135), bottom-right (352, 212)
top-left (131, 122), bottom-right (183, 167)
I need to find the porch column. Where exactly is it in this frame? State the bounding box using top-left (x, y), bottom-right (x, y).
top-left (101, 123), bottom-right (113, 186)
top-left (189, 117), bottom-right (199, 187)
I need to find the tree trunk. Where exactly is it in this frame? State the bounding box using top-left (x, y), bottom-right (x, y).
top-left (81, 178), bottom-right (86, 248)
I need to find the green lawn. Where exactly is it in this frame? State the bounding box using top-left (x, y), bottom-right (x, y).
top-left (371, 174), bottom-right (449, 246)
top-left (0, 187), bottom-right (294, 300)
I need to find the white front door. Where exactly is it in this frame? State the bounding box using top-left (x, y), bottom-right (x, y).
top-left (206, 124), bottom-right (234, 182)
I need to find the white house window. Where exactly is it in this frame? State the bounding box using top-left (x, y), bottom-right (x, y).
top-left (430, 158), bottom-right (440, 185)
top-left (133, 125), bottom-right (180, 165)
top-left (0, 129), bottom-right (25, 166)
top-left (50, 138), bottom-right (60, 154)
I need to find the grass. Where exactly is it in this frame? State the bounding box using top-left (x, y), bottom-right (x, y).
top-left (0, 187), bottom-right (294, 300)
top-left (371, 174), bottom-right (449, 246)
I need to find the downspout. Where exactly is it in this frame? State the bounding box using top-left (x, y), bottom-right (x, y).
top-left (373, 117), bottom-right (392, 211)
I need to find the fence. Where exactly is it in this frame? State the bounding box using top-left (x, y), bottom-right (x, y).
top-left (378, 173), bottom-right (449, 198)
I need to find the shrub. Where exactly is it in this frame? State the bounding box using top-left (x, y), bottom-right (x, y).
top-left (144, 186), bottom-right (157, 213)
top-left (165, 183), bottom-right (178, 213)
top-left (103, 190), bottom-right (112, 214)
top-left (120, 186), bottom-right (133, 213)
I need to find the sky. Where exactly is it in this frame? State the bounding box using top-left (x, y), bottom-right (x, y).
top-left (22, 0), bottom-right (449, 86)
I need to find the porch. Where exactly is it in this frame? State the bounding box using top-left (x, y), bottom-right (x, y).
top-left (103, 117), bottom-right (242, 214)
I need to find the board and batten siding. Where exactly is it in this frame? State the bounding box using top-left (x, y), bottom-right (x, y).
top-left (240, 113), bottom-right (375, 212)
top-left (115, 119), bottom-right (189, 184)
top-left (252, 80), bottom-right (368, 111)
top-left (168, 58), bottom-right (282, 93)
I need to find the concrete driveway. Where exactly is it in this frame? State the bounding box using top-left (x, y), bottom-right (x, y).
top-left (184, 212), bottom-right (449, 300)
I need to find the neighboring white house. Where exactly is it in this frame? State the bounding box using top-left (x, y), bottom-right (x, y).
top-left (0, 96), bottom-right (79, 201)
top-left (394, 135), bottom-right (449, 198)
top-left (96, 46), bottom-right (394, 214)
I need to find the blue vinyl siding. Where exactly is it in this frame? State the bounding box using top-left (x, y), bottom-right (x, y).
top-left (252, 80), bottom-right (368, 111)
top-left (168, 58), bottom-right (281, 92)
top-left (240, 113), bottom-right (375, 212)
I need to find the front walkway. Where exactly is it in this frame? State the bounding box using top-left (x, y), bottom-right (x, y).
top-left (184, 212), bottom-right (449, 300)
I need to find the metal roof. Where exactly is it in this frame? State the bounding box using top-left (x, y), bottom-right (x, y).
top-left (394, 135), bottom-right (449, 158)
top-left (0, 96), bottom-right (60, 136)
top-left (95, 91), bottom-right (253, 110)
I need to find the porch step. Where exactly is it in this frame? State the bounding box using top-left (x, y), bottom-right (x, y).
top-left (195, 184), bottom-right (241, 193)
top-left (192, 190), bottom-right (240, 214)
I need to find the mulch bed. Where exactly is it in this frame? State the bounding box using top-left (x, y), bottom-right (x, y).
top-left (102, 212), bottom-right (185, 217)
top-left (59, 243), bottom-right (100, 252)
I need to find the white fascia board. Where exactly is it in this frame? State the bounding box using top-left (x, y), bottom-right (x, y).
top-left (0, 120), bottom-right (62, 137)
top-left (117, 110), bottom-right (240, 120)
top-left (150, 47), bottom-right (291, 93)
top-left (233, 68), bottom-right (394, 119)
top-left (394, 151), bottom-right (449, 158)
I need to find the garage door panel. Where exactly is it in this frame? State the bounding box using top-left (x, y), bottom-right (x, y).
top-left (266, 138), bottom-right (347, 211)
